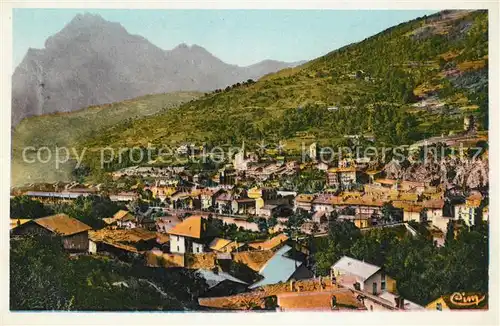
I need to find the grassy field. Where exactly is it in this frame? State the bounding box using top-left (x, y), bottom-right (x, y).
top-left (11, 92), bottom-right (200, 186)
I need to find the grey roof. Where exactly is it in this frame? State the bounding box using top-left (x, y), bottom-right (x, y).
top-left (25, 191), bottom-right (90, 199)
top-left (378, 291), bottom-right (424, 310)
top-left (312, 210), bottom-right (326, 219)
top-left (331, 256), bottom-right (381, 281)
top-left (261, 204), bottom-right (278, 210)
top-left (195, 269), bottom-right (247, 289)
top-left (248, 245), bottom-right (302, 289)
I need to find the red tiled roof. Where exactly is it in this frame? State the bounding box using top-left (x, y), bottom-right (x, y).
top-left (423, 199), bottom-right (445, 209)
top-left (374, 178), bottom-right (398, 185)
top-left (277, 288), bottom-right (365, 311)
top-left (248, 233), bottom-right (289, 251)
top-left (33, 214), bottom-right (91, 236)
top-left (168, 215), bottom-right (207, 239)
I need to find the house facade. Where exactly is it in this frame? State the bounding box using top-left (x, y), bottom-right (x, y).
top-left (231, 198), bottom-right (256, 215)
top-left (294, 194), bottom-right (314, 212)
top-left (331, 256), bottom-right (396, 295)
top-left (312, 194), bottom-right (336, 213)
top-left (454, 201), bottom-right (480, 227)
top-left (327, 167), bottom-right (358, 189)
top-left (423, 199), bottom-right (444, 221)
top-left (168, 215), bottom-right (213, 254)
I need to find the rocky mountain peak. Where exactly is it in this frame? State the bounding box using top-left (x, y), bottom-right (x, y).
top-left (12, 14), bottom-right (302, 126)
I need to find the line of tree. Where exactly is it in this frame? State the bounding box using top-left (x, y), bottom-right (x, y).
top-left (311, 219), bottom-right (488, 305)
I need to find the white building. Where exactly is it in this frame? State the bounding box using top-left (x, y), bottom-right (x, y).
top-left (331, 256), bottom-right (424, 312)
top-left (454, 203), bottom-right (479, 227)
top-left (331, 256), bottom-right (395, 295)
top-left (233, 141), bottom-right (249, 171)
top-left (168, 215), bottom-right (212, 254)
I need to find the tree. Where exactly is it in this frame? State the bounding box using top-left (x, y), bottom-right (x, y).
top-left (10, 235), bottom-right (208, 311)
top-left (141, 189), bottom-right (154, 201)
top-left (267, 216), bottom-right (278, 228)
top-left (445, 220), bottom-right (455, 246)
top-left (257, 218), bottom-right (268, 233)
top-left (420, 208), bottom-right (428, 223)
top-left (10, 196), bottom-right (52, 219)
top-left (438, 56), bottom-right (447, 69)
top-left (381, 203), bottom-right (395, 223)
top-left (50, 195), bottom-right (122, 229)
top-left (312, 220), bottom-right (362, 276)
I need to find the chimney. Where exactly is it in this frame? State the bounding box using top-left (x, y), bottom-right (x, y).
top-left (394, 296), bottom-right (405, 309)
top-left (331, 295), bottom-right (337, 310)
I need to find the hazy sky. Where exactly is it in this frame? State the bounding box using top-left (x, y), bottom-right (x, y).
top-left (13, 9), bottom-right (438, 69)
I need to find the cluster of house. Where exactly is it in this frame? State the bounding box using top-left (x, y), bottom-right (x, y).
top-left (17, 157), bottom-right (488, 240)
top-left (111, 165), bottom-right (187, 179)
top-left (296, 182), bottom-right (487, 232)
top-left (10, 211), bottom-right (487, 311)
top-left (12, 181), bottom-right (140, 203)
top-left (197, 254), bottom-right (487, 311)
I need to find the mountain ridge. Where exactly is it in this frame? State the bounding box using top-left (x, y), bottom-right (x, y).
top-left (12, 13), bottom-right (303, 125)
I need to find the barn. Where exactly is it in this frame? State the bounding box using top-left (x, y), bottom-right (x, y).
top-left (12, 213), bottom-right (92, 252)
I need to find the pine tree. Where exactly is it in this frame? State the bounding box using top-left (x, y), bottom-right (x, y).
top-left (445, 219), bottom-right (455, 246)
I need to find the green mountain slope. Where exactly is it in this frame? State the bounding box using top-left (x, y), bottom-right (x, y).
top-left (81, 10), bottom-right (487, 151)
top-left (12, 92), bottom-right (200, 185)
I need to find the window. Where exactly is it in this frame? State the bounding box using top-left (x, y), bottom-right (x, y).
top-left (372, 282), bottom-right (377, 295)
top-left (381, 272), bottom-right (386, 291)
top-left (177, 246), bottom-right (179, 252)
top-left (436, 303), bottom-right (442, 311)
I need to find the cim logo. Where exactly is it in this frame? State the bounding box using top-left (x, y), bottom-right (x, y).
top-left (450, 292), bottom-right (486, 307)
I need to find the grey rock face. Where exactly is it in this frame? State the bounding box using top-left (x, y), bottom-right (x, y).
top-left (383, 156), bottom-right (489, 189)
top-left (12, 13), bottom-right (302, 125)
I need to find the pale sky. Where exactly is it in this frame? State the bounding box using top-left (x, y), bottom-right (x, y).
top-left (13, 9), bottom-right (438, 69)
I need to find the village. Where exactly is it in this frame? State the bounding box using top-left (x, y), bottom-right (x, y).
top-left (9, 115), bottom-right (489, 312)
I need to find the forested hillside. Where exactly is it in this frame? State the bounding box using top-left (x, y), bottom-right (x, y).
top-left (81, 10), bottom-right (487, 152)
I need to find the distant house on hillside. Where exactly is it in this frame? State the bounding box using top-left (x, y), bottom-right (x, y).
top-left (12, 214), bottom-right (91, 253)
top-left (294, 194), bottom-right (315, 212)
top-left (231, 198), bottom-right (256, 215)
top-left (248, 233), bottom-right (289, 252)
top-left (109, 192), bottom-right (138, 202)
